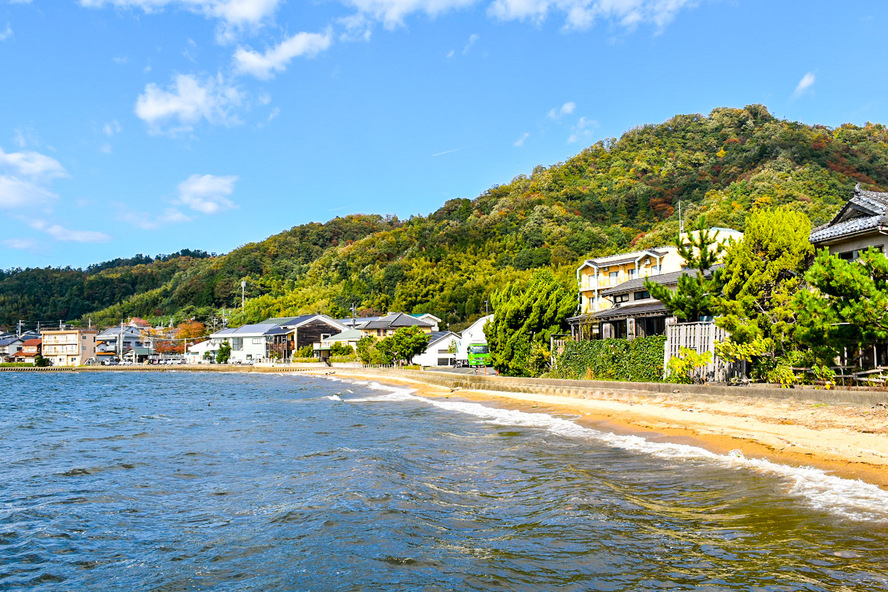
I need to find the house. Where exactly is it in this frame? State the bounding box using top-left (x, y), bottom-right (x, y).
top-left (186, 340), bottom-right (217, 364)
top-left (810, 184), bottom-right (888, 258)
top-left (13, 338), bottom-right (41, 364)
top-left (357, 312), bottom-right (435, 339)
top-left (456, 314), bottom-right (493, 366)
top-left (40, 327), bottom-right (98, 366)
top-left (313, 328), bottom-right (363, 360)
top-left (413, 331), bottom-right (459, 367)
top-left (591, 270), bottom-right (706, 339)
top-left (0, 334), bottom-right (23, 362)
top-left (209, 315), bottom-right (346, 363)
top-left (411, 313), bottom-right (441, 332)
top-left (569, 227), bottom-right (740, 340)
top-left (96, 325), bottom-right (150, 362)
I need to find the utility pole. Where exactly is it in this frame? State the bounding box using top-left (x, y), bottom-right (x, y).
top-left (241, 280), bottom-right (246, 310)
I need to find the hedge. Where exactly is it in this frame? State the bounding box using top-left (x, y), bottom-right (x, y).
top-left (550, 335), bottom-right (666, 383)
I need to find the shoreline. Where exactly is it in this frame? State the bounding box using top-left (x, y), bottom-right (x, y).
top-left (303, 368), bottom-right (888, 489)
top-left (7, 364), bottom-right (887, 488)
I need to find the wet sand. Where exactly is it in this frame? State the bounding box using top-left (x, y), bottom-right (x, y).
top-left (310, 369), bottom-right (888, 489)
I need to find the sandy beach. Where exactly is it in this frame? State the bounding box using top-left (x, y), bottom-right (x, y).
top-left (308, 368), bottom-right (888, 489)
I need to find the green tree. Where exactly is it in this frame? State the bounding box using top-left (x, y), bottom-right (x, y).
top-left (485, 270), bottom-right (575, 377)
top-left (796, 247), bottom-right (888, 363)
top-left (715, 207), bottom-right (814, 368)
top-left (216, 341), bottom-right (231, 364)
top-left (356, 336), bottom-right (377, 364)
top-left (385, 326), bottom-right (429, 364)
top-left (645, 216), bottom-right (725, 322)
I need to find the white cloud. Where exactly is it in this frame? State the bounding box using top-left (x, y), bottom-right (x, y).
top-left (342, 0), bottom-right (478, 30)
top-left (178, 173), bottom-right (237, 214)
top-left (118, 206), bottom-right (192, 229)
top-left (0, 24), bottom-right (12, 41)
top-left (135, 73), bottom-right (243, 135)
top-left (79, 0), bottom-right (281, 34)
top-left (548, 101), bottom-right (575, 119)
top-left (103, 120), bottom-right (122, 136)
top-left (0, 176), bottom-right (58, 210)
top-left (2, 237), bottom-right (41, 251)
top-left (568, 115), bottom-right (598, 143)
top-left (0, 147), bottom-right (67, 212)
top-left (488, 0), bottom-right (698, 31)
top-left (794, 71), bottom-right (816, 97)
top-left (44, 224), bottom-right (112, 243)
top-left (514, 132), bottom-right (529, 147)
top-left (463, 33), bottom-right (479, 54)
top-left (234, 30), bottom-right (333, 79)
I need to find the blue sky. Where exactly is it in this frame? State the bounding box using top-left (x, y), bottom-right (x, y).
top-left (2, 0), bottom-right (888, 269)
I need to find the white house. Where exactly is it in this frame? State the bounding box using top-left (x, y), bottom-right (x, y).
top-left (209, 315), bottom-right (346, 363)
top-left (413, 331), bottom-right (459, 367)
top-left (456, 314), bottom-right (493, 366)
top-left (186, 340), bottom-right (216, 364)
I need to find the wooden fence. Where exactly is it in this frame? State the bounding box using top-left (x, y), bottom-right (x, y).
top-left (664, 322), bottom-right (734, 382)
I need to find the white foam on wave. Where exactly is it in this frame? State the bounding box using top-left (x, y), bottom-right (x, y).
top-left (331, 377), bottom-right (888, 522)
top-left (327, 394), bottom-right (342, 401)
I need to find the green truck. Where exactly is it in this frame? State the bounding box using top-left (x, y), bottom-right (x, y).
top-left (467, 343), bottom-right (490, 367)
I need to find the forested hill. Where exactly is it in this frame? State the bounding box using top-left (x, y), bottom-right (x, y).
top-left (4, 104), bottom-right (888, 331)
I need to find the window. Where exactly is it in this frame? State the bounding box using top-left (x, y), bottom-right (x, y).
top-left (252, 337), bottom-right (264, 345)
top-left (231, 338), bottom-right (243, 351)
top-left (634, 290), bottom-right (650, 300)
top-left (609, 271), bottom-right (619, 283)
top-left (628, 268), bottom-right (637, 279)
top-left (613, 294), bottom-right (629, 304)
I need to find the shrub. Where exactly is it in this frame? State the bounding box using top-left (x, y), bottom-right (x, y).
top-left (551, 335), bottom-right (666, 382)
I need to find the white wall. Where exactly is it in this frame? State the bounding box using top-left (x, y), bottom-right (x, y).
top-left (414, 334), bottom-right (458, 367)
top-left (456, 314), bottom-right (493, 364)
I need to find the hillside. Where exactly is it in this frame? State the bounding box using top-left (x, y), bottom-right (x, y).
top-left (3, 105), bottom-right (887, 332)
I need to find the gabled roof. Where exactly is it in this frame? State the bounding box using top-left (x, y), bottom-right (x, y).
top-left (594, 300), bottom-right (669, 320)
top-left (21, 338), bottom-right (41, 346)
top-left (810, 185), bottom-right (888, 244)
top-left (0, 335), bottom-right (22, 346)
top-left (324, 328), bottom-right (363, 342)
top-left (360, 312), bottom-right (433, 330)
top-left (600, 269), bottom-right (692, 297)
top-left (578, 247), bottom-right (674, 271)
top-left (263, 314), bottom-right (346, 330)
top-left (427, 331), bottom-right (458, 346)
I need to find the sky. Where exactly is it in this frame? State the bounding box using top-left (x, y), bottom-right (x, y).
top-left (2, 0), bottom-right (888, 269)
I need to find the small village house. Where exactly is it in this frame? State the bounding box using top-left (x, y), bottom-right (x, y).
top-left (413, 331), bottom-right (459, 367)
top-left (810, 184), bottom-right (888, 258)
top-left (13, 338), bottom-right (41, 364)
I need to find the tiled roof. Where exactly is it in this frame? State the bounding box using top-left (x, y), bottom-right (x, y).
top-left (810, 214), bottom-right (886, 244)
top-left (360, 312), bottom-right (433, 330)
top-left (593, 300), bottom-right (669, 320)
top-left (811, 185), bottom-right (888, 244)
top-left (600, 270), bottom-right (689, 297)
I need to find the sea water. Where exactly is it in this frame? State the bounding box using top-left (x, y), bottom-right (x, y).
top-left (1, 371), bottom-right (887, 591)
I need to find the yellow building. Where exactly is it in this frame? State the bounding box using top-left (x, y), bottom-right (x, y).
top-left (576, 246), bottom-right (684, 316)
top-left (40, 328), bottom-right (98, 366)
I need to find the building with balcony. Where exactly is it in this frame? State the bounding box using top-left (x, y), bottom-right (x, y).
top-left (40, 328), bottom-right (98, 366)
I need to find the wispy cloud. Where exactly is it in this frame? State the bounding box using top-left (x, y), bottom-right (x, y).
top-left (178, 173), bottom-right (238, 214)
top-left (568, 115), bottom-right (598, 143)
top-left (340, 0), bottom-right (477, 32)
top-left (135, 73), bottom-right (243, 135)
top-left (0, 24), bottom-right (12, 41)
top-left (488, 0), bottom-right (699, 31)
top-left (117, 206), bottom-right (192, 229)
top-left (80, 0), bottom-right (282, 41)
top-left (0, 146), bottom-right (67, 212)
top-left (44, 224), bottom-right (111, 243)
top-left (234, 29), bottom-right (332, 79)
top-left (548, 101), bottom-right (576, 119)
top-left (514, 132), bottom-right (529, 147)
top-left (432, 148), bottom-right (459, 157)
top-left (2, 237), bottom-right (41, 251)
top-left (794, 71), bottom-right (816, 98)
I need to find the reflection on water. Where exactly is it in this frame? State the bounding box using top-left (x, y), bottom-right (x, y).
top-left (1, 371), bottom-right (886, 591)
